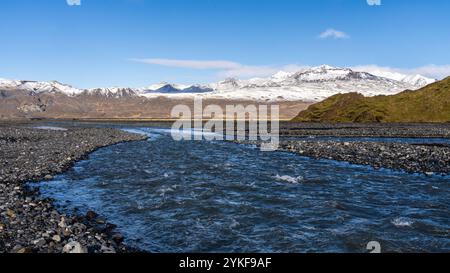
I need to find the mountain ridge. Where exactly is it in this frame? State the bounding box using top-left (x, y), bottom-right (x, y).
top-left (0, 65), bottom-right (435, 102)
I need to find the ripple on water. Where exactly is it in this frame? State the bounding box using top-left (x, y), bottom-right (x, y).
top-left (33, 128), bottom-right (450, 253)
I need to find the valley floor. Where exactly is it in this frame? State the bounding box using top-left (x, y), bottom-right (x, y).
top-left (0, 122), bottom-right (449, 253)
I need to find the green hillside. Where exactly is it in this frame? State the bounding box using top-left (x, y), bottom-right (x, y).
top-left (292, 77), bottom-right (450, 123)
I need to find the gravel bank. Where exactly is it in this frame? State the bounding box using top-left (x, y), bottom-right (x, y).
top-left (278, 140), bottom-right (450, 175)
top-left (280, 123), bottom-right (450, 138)
top-left (0, 127), bottom-right (147, 253)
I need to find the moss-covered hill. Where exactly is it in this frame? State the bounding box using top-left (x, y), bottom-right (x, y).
top-left (292, 77), bottom-right (450, 123)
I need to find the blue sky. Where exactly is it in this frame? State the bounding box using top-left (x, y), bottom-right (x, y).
top-left (0, 0), bottom-right (449, 88)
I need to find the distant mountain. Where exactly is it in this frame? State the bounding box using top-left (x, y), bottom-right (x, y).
top-left (292, 77), bottom-right (450, 123)
top-left (352, 68), bottom-right (436, 87)
top-left (0, 79), bottom-right (83, 96)
top-left (0, 65), bottom-right (436, 102)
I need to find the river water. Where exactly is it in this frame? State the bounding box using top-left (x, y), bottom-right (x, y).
top-left (33, 127), bottom-right (450, 253)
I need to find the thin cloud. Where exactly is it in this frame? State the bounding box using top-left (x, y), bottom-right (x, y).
top-left (367, 0), bottom-right (381, 6)
top-left (318, 29), bottom-right (350, 40)
top-left (130, 58), bottom-right (241, 70)
top-left (131, 58), bottom-right (450, 80)
top-left (131, 58), bottom-right (282, 78)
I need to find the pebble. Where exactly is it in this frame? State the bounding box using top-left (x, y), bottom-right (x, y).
top-left (52, 235), bottom-right (61, 243)
top-left (0, 127), bottom-right (147, 253)
top-left (62, 241), bottom-right (87, 254)
top-left (278, 140), bottom-right (450, 175)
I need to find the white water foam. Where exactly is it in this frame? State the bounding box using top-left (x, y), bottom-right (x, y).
top-left (391, 217), bottom-right (414, 227)
top-left (33, 126), bottom-right (68, 131)
top-left (123, 128), bottom-right (223, 141)
top-left (274, 174), bottom-right (304, 184)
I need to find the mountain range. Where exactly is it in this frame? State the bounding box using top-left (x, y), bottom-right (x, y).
top-left (0, 65), bottom-right (435, 102)
top-left (0, 65), bottom-right (439, 120)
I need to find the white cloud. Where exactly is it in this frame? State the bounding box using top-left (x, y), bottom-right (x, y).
top-left (131, 58), bottom-right (450, 80)
top-left (131, 58), bottom-right (241, 70)
top-left (131, 58), bottom-right (285, 78)
top-left (318, 29), bottom-right (349, 40)
top-left (66, 0), bottom-right (81, 6)
top-left (367, 0), bottom-right (381, 6)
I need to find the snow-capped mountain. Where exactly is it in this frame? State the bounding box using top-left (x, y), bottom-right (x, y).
top-left (0, 65), bottom-right (437, 102)
top-left (0, 79), bottom-right (83, 96)
top-left (84, 87), bottom-right (142, 98)
top-left (351, 68), bottom-right (436, 88)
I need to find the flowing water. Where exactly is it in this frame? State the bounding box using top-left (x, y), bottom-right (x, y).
top-left (33, 127), bottom-right (450, 253)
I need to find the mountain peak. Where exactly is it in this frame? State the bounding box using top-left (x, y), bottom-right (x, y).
top-left (312, 64), bottom-right (340, 71)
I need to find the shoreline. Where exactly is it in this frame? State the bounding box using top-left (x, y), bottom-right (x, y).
top-left (0, 127), bottom-right (148, 253)
top-left (278, 140), bottom-right (450, 175)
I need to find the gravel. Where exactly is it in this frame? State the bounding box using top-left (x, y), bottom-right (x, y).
top-left (0, 127), bottom-right (147, 253)
top-left (279, 123), bottom-right (450, 138)
top-left (278, 140), bottom-right (450, 175)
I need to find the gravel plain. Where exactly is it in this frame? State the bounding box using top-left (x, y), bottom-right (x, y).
top-left (0, 127), bottom-right (147, 253)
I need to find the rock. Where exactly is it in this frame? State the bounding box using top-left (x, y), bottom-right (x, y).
top-left (58, 217), bottom-right (67, 228)
top-left (6, 209), bottom-right (16, 218)
top-left (100, 245), bottom-right (116, 254)
top-left (44, 175), bottom-right (53, 180)
top-left (16, 247), bottom-right (33, 254)
top-left (72, 223), bottom-right (87, 234)
top-left (112, 233), bottom-right (124, 244)
top-left (11, 245), bottom-right (24, 253)
top-left (32, 238), bottom-right (46, 247)
top-left (52, 235), bottom-right (62, 243)
top-left (86, 210), bottom-right (98, 220)
top-left (62, 242), bottom-right (87, 254)
top-left (63, 228), bottom-right (72, 237)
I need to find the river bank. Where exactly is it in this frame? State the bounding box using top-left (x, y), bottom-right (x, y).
top-left (0, 127), bottom-right (147, 253)
top-left (278, 140), bottom-right (450, 175)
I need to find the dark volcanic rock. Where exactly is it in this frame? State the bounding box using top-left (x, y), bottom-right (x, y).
top-left (0, 127), bottom-right (147, 253)
top-left (278, 140), bottom-right (450, 175)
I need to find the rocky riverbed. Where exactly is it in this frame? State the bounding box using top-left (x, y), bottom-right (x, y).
top-left (277, 140), bottom-right (450, 175)
top-left (279, 122), bottom-right (450, 138)
top-left (0, 127), bottom-right (147, 253)
top-left (234, 123), bottom-right (450, 175)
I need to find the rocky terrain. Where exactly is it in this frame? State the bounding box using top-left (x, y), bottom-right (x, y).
top-left (241, 123), bottom-right (450, 175)
top-left (0, 127), bottom-right (147, 253)
top-left (0, 90), bottom-right (310, 121)
top-left (278, 140), bottom-right (450, 175)
top-left (279, 122), bottom-right (450, 138)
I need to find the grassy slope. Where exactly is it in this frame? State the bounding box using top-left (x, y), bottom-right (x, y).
top-left (292, 77), bottom-right (450, 123)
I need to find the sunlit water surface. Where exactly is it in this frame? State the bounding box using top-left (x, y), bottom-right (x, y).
top-left (33, 128), bottom-right (450, 253)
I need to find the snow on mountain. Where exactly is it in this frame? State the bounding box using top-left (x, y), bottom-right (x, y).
top-left (271, 71), bottom-right (295, 82)
top-left (0, 79), bottom-right (83, 96)
top-left (145, 82), bottom-right (191, 92)
top-left (400, 74), bottom-right (436, 87)
top-left (351, 68), bottom-right (436, 88)
top-left (1, 65), bottom-right (437, 102)
top-left (156, 65), bottom-right (431, 102)
top-left (84, 87), bottom-right (142, 97)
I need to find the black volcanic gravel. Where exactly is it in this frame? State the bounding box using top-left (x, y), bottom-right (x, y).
top-left (0, 127), bottom-right (147, 253)
top-left (278, 140), bottom-right (450, 175)
top-left (279, 123), bottom-right (450, 138)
